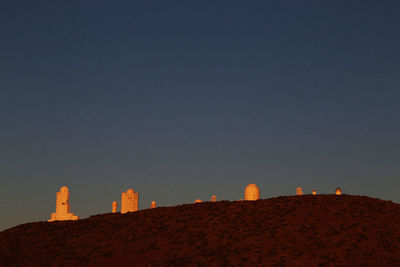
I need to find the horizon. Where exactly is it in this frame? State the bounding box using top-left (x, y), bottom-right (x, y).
top-left (1, 1), bottom-right (399, 231)
top-left (1, 183), bottom-right (397, 231)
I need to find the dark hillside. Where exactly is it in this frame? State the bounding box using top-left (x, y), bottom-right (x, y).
top-left (1, 195), bottom-right (400, 266)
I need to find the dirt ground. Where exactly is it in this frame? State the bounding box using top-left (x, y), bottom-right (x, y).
top-left (1, 194), bottom-right (400, 266)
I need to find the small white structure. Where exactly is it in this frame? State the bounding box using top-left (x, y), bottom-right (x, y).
top-left (112, 201), bottom-right (118, 213)
top-left (244, 184), bottom-right (260, 201)
top-left (335, 188), bottom-right (342, 195)
top-left (312, 189), bottom-right (317, 195)
top-left (296, 187), bottom-right (303, 195)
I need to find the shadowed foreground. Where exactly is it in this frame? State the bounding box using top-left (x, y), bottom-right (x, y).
top-left (1, 195), bottom-right (400, 266)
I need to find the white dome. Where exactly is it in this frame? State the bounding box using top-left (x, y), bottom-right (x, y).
top-left (335, 188), bottom-right (342, 195)
top-left (244, 184), bottom-right (260, 201)
top-left (60, 186), bottom-right (69, 192)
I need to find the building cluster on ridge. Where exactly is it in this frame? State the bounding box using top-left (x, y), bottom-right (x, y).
top-left (48, 184), bottom-right (343, 222)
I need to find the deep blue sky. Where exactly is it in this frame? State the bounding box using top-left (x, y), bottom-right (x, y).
top-left (1, 1), bottom-right (399, 230)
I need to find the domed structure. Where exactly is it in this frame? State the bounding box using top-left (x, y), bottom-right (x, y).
top-left (244, 184), bottom-right (260, 201)
top-left (194, 199), bottom-right (202, 203)
top-left (335, 188), bottom-right (342, 195)
top-left (60, 186), bottom-right (68, 193)
top-left (312, 189), bottom-right (317, 195)
top-left (150, 201), bottom-right (156, 209)
top-left (296, 187), bottom-right (303, 195)
top-left (210, 195), bottom-right (217, 202)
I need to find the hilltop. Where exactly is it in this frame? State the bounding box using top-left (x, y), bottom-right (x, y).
top-left (1, 195), bottom-right (400, 266)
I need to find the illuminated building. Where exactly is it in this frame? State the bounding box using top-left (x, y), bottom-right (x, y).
top-left (112, 201), bottom-right (118, 213)
top-left (49, 186), bottom-right (79, 222)
top-left (244, 184), bottom-right (260, 200)
top-left (121, 189), bottom-right (139, 214)
top-left (296, 187), bottom-right (303, 195)
top-left (335, 188), bottom-right (342, 195)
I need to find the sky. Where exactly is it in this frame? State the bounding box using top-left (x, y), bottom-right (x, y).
top-left (1, 1), bottom-right (399, 231)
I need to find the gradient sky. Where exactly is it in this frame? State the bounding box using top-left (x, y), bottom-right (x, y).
top-left (1, 1), bottom-right (399, 231)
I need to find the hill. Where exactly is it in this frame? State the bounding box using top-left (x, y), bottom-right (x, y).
top-left (1, 195), bottom-right (400, 266)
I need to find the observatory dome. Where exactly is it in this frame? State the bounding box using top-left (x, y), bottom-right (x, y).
top-left (335, 188), bottom-right (342, 195)
top-left (244, 184), bottom-right (260, 201)
top-left (60, 186), bottom-right (69, 193)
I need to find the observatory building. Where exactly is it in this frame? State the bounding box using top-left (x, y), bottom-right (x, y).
top-left (296, 187), bottom-right (303, 195)
top-left (244, 184), bottom-right (260, 200)
top-left (121, 189), bottom-right (139, 214)
top-left (49, 186), bottom-right (79, 222)
top-left (210, 195), bottom-right (217, 202)
top-left (150, 201), bottom-right (156, 209)
top-left (335, 188), bottom-right (342, 195)
top-left (112, 201), bottom-right (118, 213)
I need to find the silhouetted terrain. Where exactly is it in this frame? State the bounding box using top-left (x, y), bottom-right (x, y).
top-left (1, 195), bottom-right (400, 266)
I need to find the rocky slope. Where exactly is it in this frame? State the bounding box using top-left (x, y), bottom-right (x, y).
top-left (1, 195), bottom-right (400, 266)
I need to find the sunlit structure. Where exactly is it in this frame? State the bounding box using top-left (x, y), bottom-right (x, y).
top-left (210, 195), bottom-right (217, 202)
top-left (312, 189), bottom-right (317, 195)
top-left (150, 201), bottom-right (156, 209)
top-left (335, 188), bottom-right (342, 195)
top-left (244, 184), bottom-right (260, 200)
top-left (112, 201), bottom-right (118, 213)
top-left (121, 189), bottom-right (139, 214)
top-left (296, 187), bottom-right (303, 195)
top-left (49, 186), bottom-right (79, 222)
top-left (194, 199), bottom-right (202, 203)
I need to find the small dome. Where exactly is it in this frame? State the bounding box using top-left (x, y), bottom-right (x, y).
top-left (312, 189), bottom-right (317, 195)
top-left (60, 186), bottom-right (69, 192)
top-left (244, 184), bottom-right (260, 201)
top-left (335, 188), bottom-right (342, 195)
top-left (126, 189), bottom-right (134, 194)
top-left (210, 195), bottom-right (217, 202)
top-left (296, 187), bottom-right (303, 195)
top-left (194, 199), bottom-right (202, 203)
